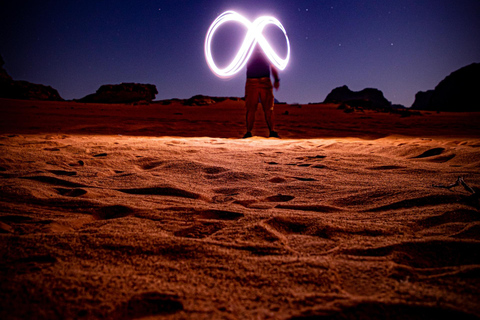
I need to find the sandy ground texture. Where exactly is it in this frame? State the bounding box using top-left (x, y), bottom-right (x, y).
top-left (0, 98), bottom-right (480, 319)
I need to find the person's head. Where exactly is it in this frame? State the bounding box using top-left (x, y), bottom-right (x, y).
top-left (251, 45), bottom-right (266, 60)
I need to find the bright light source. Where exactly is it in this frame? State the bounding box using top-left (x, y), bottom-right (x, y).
top-left (205, 11), bottom-right (290, 78)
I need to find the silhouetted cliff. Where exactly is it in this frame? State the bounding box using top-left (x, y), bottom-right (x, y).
top-left (0, 55), bottom-right (12, 82)
top-left (0, 54), bottom-right (63, 101)
top-left (78, 83), bottom-right (158, 103)
top-left (324, 85), bottom-right (392, 110)
top-left (411, 90), bottom-right (434, 110)
top-left (411, 63), bottom-right (480, 111)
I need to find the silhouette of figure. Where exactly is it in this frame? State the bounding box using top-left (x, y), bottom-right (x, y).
top-left (243, 46), bottom-right (280, 138)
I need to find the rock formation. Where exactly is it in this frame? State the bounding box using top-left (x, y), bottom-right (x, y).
top-left (0, 55), bottom-right (12, 82)
top-left (411, 90), bottom-right (434, 110)
top-left (323, 85), bottom-right (392, 110)
top-left (411, 63), bottom-right (480, 111)
top-left (183, 95), bottom-right (218, 106)
top-left (78, 83), bottom-right (158, 103)
top-left (182, 95), bottom-right (241, 106)
top-left (0, 54), bottom-right (63, 101)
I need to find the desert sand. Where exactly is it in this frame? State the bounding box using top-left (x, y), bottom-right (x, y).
top-left (0, 97), bottom-right (479, 319)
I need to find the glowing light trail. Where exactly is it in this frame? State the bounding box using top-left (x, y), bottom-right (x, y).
top-left (205, 11), bottom-right (290, 78)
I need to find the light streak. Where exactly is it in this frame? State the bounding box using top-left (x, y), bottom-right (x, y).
top-left (204, 11), bottom-right (290, 78)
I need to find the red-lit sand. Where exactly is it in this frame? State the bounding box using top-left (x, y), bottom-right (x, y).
top-left (1, 98), bottom-right (479, 319)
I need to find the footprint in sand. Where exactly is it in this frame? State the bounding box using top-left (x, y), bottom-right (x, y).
top-left (292, 156), bottom-right (326, 167)
top-left (48, 170), bottom-right (77, 176)
top-left (194, 209), bottom-right (244, 221)
top-left (410, 147), bottom-right (456, 163)
top-left (265, 216), bottom-right (339, 240)
top-left (243, 224), bottom-right (282, 243)
top-left (296, 163), bottom-right (311, 167)
top-left (275, 204), bottom-right (340, 213)
top-left (174, 221), bottom-right (226, 239)
top-left (21, 176), bottom-right (87, 188)
top-left (292, 177), bottom-right (317, 181)
top-left (234, 194), bottom-right (295, 208)
top-left (266, 217), bottom-right (312, 235)
top-left (212, 194), bottom-right (236, 203)
top-left (55, 188), bottom-right (87, 197)
top-left (269, 177), bottom-right (287, 183)
top-left (173, 209), bottom-right (243, 238)
top-left (366, 194), bottom-right (469, 212)
top-left (202, 166), bottom-right (229, 175)
top-left (113, 292), bottom-right (183, 318)
top-left (412, 147), bottom-right (445, 158)
top-left (237, 243), bottom-right (289, 256)
top-left (93, 205), bottom-right (134, 220)
top-left (139, 159), bottom-right (165, 170)
top-left (118, 186), bottom-right (201, 200)
top-left (431, 153), bottom-right (456, 163)
top-left (342, 240), bottom-right (480, 268)
top-left (295, 155), bottom-right (326, 161)
top-left (93, 153), bottom-right (108, 157)
top-left (68, 160), bottom-right (85, 167)
top-left (367, 165), bottom-right (405, 170)
top-left (265, 194), bottom-right (295, 202)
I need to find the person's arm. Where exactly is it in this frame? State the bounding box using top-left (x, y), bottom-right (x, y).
top-left (271, 65), bottom-right (280, 90)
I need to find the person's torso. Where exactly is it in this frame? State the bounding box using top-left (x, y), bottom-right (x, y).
top-left (247, 51), bottom-right (270, 78)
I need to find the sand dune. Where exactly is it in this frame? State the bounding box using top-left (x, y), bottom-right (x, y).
top-left (0, 98), bottom-right (479, 319)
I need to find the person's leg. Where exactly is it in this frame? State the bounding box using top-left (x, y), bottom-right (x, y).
top-left (258, 78), bottom-right (275, 134)
top-left (245, 79), bottom-right (259, 134)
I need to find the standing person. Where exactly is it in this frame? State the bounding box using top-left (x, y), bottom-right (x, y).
top-left (243, 46), bottom-right (280, 138)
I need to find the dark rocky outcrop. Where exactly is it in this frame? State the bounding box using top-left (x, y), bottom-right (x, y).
top-left (182, 95), bottom-right (241, 106)
top-left (411, 63), bottom-right (480, 111)
top-left (0, 55), bottom-right (12, 82)
top-left (183, 95), bottom-right (218, 106)
top-left (324, 85), bottom-right (392, 110)
top-left (78, 83), bottom-right (158, 104)
top-left (0, 54), bottom-right (63, 101)
top-left (411, 90), bottom-right (434, 110)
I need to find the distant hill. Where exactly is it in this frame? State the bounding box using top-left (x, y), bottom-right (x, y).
top-left (77, 83), bottom-right (158, 104)
top-left (157, 95), bottom-right (242, 106)
top-left (0, 54), bottom-right (63, 101)
top-left (411, 63), bottom-right (480, 111)
top-left (182, 95), bottom-right (240, 106)
top-left (323, 85), bottom-right (392, 110)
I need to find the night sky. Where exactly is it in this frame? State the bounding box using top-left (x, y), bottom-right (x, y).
top-left (1, 0), bottom-right (479, 107)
